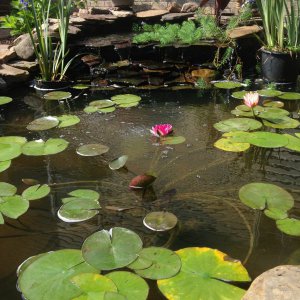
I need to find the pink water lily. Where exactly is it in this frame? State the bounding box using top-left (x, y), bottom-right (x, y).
top-left (150, 124), bottom-right (173, 137)
top-left (244, 92), bottom-right (259, 108)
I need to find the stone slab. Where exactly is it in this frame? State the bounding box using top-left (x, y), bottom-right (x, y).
top-left (0, 44), bottom-right (16, 63)
top-left (8, 60), bottom-right (38, 72)
top-left (136, 9), bottom-right (169, 18)
top-left (227, 25), bottom-right (263, 39)
top-left (0, 64), bottom-right (30, 83)
top-left (161, 12), bottom-right (195, 22)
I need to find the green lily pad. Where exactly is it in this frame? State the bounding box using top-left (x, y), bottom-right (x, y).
top-left (82, 227), bottom-right (143, 270)
top-left (231, 90), bottom-right (248, 99)
top-left (239, 182), bottom-right (294, 212)
top-left (98, 107), bottom-right (116, 113)
top-left (109, 155), bottom-right (128, 170)
top-left (264, 208), bottom-right (288, 220)
top-left (22, 184), bottom-right (50, 201)
top-left (111, 94), bottom-right (141, 105)
top-left (258, 107), bottom-right (290, 118)
top-left (235, 105), bottom-right (251, 112)
top-left (72, 84), bottom-right (90, 90)
top-left (44, 91), bottom-right (72, 101)
top-left (278, 92), bottom-right (300, 100)
top-left (127, 256), bottom-right (153, 271)
top-left (26, 116), bottom-right (59, 131)
top-left (214, 118), bottom-right (262, 132)
top-left (231, 109), bottom-right (254, 117)
top-left (0, 136), bottom-right (27, 145)
top-left (283, 134), bottom-right (300, 152)
top-left (143, 211), bottom-right (178, 231)
top-left (0, 182), bottom-right (17, 196)
top-left (68, 189), bottom-right (100, 201)
top-left (157, 247), bottom-right (250, 300)
top-left (247, 132), bottom-right (289, 148)
top-left (0, 160), bottom-right (11, 173)
top-left (161, 136), bottom-right (186, 145)
top-left (22, 138), bottom-right (69, 156)
top-left (276, 218), bottom-right (300, 236)
top-left (84, 106), bottom-right (98, 114)
top-left (223, 131), bottom-right (251, 143)
top-left (106, 271), bottom-right (149, 300)
top-left (90, 100), bottom-right (115, 109)
top-left (17, 253), bottom-right (47, 277)
top-left (57, 115), bottom-right (80, 128)
top-left (58, 198), bottom-right (101, 223)
top-left (214, 138), bottom-right (250, 152)
top-left (262, 100), bottom-right (284, 108)
top-left (118, 102), bottom-right (139, 108)
top-left (134, 247), bottom-right (181, 280)
top-left (263, 117), bottom-right (300, 129)
top-left (0, 96), bottom-right (13, 105)
top-left (214, 81), bottom-right (243, 89)
top-left (73, 292), bottom-right (126, 300)
top-left (18, 249), bottom-right (98, 300)
top-left (295, 133), bottom-right (300, 138)
top-left (0, 195), bottom-right (29, 220)
top-left (257, 89), bottom-right (283, 97)
top-left (0, 142), bottom-right (22, 161)
top-left (76, 144), bottom-right (109, 156)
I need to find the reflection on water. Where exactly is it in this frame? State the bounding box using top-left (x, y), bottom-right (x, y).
top-left (0, 87), bottom-right (299, 299)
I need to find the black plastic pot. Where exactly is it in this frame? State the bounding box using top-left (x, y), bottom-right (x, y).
top-left (261, 49), bottom-right (300, 83)
top-left (34, 79), bottom-right (72, 91)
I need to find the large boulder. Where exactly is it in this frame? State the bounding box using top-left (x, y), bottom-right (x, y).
top-left (14, 33), bottom-right (35, 60)
top-left (242, 265), bottom-right (300, 300)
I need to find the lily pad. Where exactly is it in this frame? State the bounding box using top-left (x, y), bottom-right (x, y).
top-left (129, 174), bottom-right (156, 189)
top-left (0, 195), bottom-right (29, 221)
top-left (57, 115), bottom-right (80, 128)
top-left (82, 227), bottom-right (143, 270)
top-left (231, 90), bottom-right (248, 99)
top-left (257, 90), bottom-right (283, 97)
top-left (84, 106), bottom-right (98, 114)
top-left (18, 249), bottom-right (98, 300)
top-left (76, 144), bottom-right (109, 156)
top-left (0, 136), bottom-right (27, 145)
top-left (111, 94), bottom-right (141, 105)
top-left (143, 211), bottom-right (178, 231)
top-left (118, 102), bottom-right (139, 108)
top-left (278, 92), bottom-right (300, 100)
top-left (134, 247), bottom-right (181, 280)
top-left (22, 178), bottom-right (40, 186)
top-left (26, 116), bottom-right (59, 131)
top-left (235, 105), bottom-right (251, 112)
top-left (44, 91), bottom-right (72, 101)
top-left (214, 138), bottom-right (250, 152)
top-left (283, 134), bottom-right (300, 152)
top-left (247, 132), bottom-right (289, 148)
top-left (106, 271), bottom-right (149, 300)
top-left (262, 100), bottom-right (284, 108)
top-left (0, 160), bottom-right (11, 173)
top-left (239, 182), bottom-right (294, 212)
top-left (0, 96), bottom-right (13, 105)
top-left (157, 247), bottom-right (250, 300)
top-left (72, 84), bottom-right (90, 90)
top-left (231, 109), bottom-right (254, 117)
top-left (22, 138), bottom-right (69, 156)
top-left (264, 208), bottom-right (288, 220)
top-left (161, 136), bottom-right (186, 145)
top-left (214, 81), bottom-right (243, 89)
top-left (98, 107), bottom-right (116, 113)
top-left (22, 184), bottom-right (50, 201)
top-left (58, 198), bottom-right (101, 223)
top-left (17, 253), bottom-right (47, 277)
top-left (263, 117), bottom-right (300, 129)
top-left (0, 182), bottom-right (17, 196)
top-left (0, 142), bottom-right (22, 161)
top-left (68, 189), bottom-right (100, 201)
top-left (109, 155), bottom-right (128, 170)
top-left (90, 100), bottom-right (115, 109)
top-left (127, 256), bottom-right (153, 271)
top-left (276, 218), bottom-right (300, 236)
top-left (214, 118), bottom-right (262, 133)
top-left (295, 133), bottom-right (300, 138)
top-left (223, 131), bottom-right (251, 143)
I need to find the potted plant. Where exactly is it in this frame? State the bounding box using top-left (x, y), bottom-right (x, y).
top-left (22, 0), bottom-right (76, 90)
top-left (256, 0), bottom-right (300, 83)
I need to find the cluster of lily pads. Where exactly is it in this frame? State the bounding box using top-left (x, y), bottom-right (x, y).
top-left (84, 94), bottom-right (142, 114)
top-left (17, 227), bottom-right (251, 300)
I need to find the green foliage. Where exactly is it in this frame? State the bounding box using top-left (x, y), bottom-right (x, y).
top-left (226, 3), bottom-right (253, 31)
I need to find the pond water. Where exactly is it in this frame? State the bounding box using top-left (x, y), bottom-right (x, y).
top-left (0, 85), bottom-right (299, 299)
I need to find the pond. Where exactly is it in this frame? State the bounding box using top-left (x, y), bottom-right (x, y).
top-left (0, 84), bottom-right (299, 299)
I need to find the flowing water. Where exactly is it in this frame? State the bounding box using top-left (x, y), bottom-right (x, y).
top-left (0, 86), bottom-right (299, 299)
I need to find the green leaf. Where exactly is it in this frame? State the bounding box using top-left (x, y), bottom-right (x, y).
top-left (283, 134), bottom-right (300, 152)
top-left (158, 247), bottom-right (250, 300)
top-left (0, 160), bottom-right (11, 173)
top-left (44, 91), bottom-right (72, 101)
top-left (18, 249), bottom-right (98, 300)
top-left (17, 254), bottom-right (47, 277)
top-left (0, 213), bottom-right (4, 224)
top-left (264, 208), bottom-right (288, 220)
top-left (239, 183), bottom-right (294, 212)
top-left (278, 92), bottom-right (300, 100)
top-left (0, 182), bottom-right (17, 196)
top-left (143, 211), bottom-right (178, 231)
top-left (134, 247), bottom-right (181, 280)
top-left (109, 155), bottom-right (128, 170)
top-left (84, 106), bottom-right (98, 114)
top-left (0, 195), bottom-right (29, 219)
top-left (0, 136), bottom-right (27, 145)
top-left (276, 218), bottom-right (300, 236)
top-left (0, 142), bottom-right (22, 161)
top-left (82, 227), bottom-right (143, 270)
top-left (57, 115), bottom-right (80, 128)
top-left (262, 100), bottom-right (284, 108)
top-left (90, 100), bottom-right (115, 108)
top-left (0, 96), bottom-right (13, 105)
top-left (72, 84), bottom-right (90, 90)
top-left (118, 102), bottom-right (139, 108)
top-left (111, 94), bottom-right (141, 104)
top-left (161, 136), bottom-right (186, 145)
top-left (231, 90), bottom-right (247, 99)
top-left (214, 118), bottom-right (262, 132)
top-left (263, 117), bottom-right (300, 129)
top-left (26, 116), bottom-right (59, 131)
top-left (214, 81), bottom-right (243, 89)
top-left (214, 138), bottom-right (250, 152)
top-left (106, 271), bottom-right (149, 300)
top-left (22, 184), bottom-right (50, 201)
top-left (247, 132), bottom-right (289, 148)
top-left (22, 139), bottom-right (69, 156)
top-left (257, 89), bottom-right (283, 97)
top-left (68, 189), bottom-right (100, 201)
top-left (98, 107), bottom-right (116, 113)
top-left (76, 144), bottom-right (109, 156)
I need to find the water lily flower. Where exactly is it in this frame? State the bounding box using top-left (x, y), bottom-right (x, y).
top-left (243, 92), bottom-right (259, 108)
top-left (150, 124), bottom-right (173, 137)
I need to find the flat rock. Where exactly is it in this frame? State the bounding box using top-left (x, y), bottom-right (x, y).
top-left (0, 44), bottom-right (16, 63)
top-left (14, 33), bottom-right (35, 60)
top-left (161, 12), bottom-right (195, 22)
top-left (136, 9), bottom-right (169, 18)
top-left (243, 265), bottom-right (300, 300)
top-left (181, 2), bottom-right (199, 13)
top-left (110, 10), bottom-right (135, 17)
top-left (227, 25), bottom-right (263, 39)
top-left (8, 60), bottom-right (38, 72)
top-left (0, 64), bottom-right (30, 83)
top-left (69, 16), bottom-right (86, 25)
top-left (78, 13), bottom-right (118, 21)
top-left (48, 23), bottom-right (81, 35)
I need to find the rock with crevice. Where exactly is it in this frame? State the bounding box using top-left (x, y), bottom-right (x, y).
top-left (181, 2), bottom-right (199, 13)
top-left (242, 265), bottom-right (300, 300)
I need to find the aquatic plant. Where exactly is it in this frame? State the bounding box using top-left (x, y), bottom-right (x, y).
top-left (150, 124), bottom-right (173, 137)
top-left (243, 92), bottom-right (259, 110)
